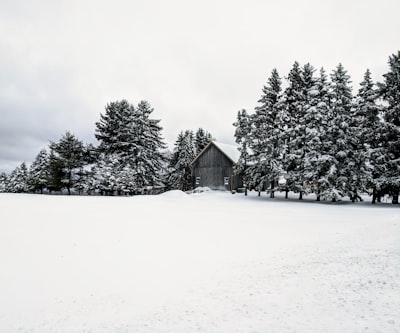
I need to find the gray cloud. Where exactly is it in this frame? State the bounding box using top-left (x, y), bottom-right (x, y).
top-left (1, 0), bottom-right (399, 173)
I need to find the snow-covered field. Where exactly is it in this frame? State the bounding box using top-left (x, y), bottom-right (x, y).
top-left (0, 191), bottom-right (399, 333)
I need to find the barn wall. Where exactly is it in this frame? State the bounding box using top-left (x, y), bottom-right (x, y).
top-left (192, 144), bottom-right (242, 191)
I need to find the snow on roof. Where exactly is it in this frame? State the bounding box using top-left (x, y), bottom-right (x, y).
top-left (212, 141), bottom-right (240, 163)
top-left (190, 140), bottom-right (241, 165)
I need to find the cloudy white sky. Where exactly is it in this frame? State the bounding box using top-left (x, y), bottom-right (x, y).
top-left (0, 0), bottom-right (399, 173)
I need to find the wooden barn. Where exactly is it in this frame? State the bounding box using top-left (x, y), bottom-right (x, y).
top-left (190, 141), bottom-right (243, 191)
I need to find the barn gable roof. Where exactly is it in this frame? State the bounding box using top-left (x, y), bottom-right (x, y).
top-left (190, 141), bottom-right (240, 166)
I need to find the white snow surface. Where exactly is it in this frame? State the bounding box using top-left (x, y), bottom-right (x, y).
top-left (0, 191), bottom-right (399, 333)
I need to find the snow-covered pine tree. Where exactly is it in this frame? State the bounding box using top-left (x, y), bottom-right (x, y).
top-left (281, 62), bottom-right (305, 198)
top-left (168, 130), bottom-right (196, 191)
top-left (352, 69), bottom-right (382, 202)
top-left (0, 172), bottom-right (8, 192)
top-left (49, 131), bottom-right (87, 195)
top-left (310, 68), bottom-right (334, 201)
top-left (130, 101), bottom-right (166, 191)
top-left (378, 51), bottom-right (400, 204)
top-left (28, 148), bottom-right (50, 194)
top-left (87, 153), bottom-right (120, 195)
top-left (323, 63), bottom-right (353, 201)
top-left (6, 162), bottom-right (29, 193)
top-left (95, 100), bottom-right (166, 194)
top-left (95, 100), bottom-right (132, 155)
top-left (300, 65), bottom-right (329, 200)
top-left (247, 68), bottom-right (285, 197)
top-left (195, 128), bottom-right (213, 154)
top-left (233, 109), bottom-right (252, 195)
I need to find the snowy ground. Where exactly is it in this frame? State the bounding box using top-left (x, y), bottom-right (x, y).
top-left (0, 191), bottom-right (399, 333)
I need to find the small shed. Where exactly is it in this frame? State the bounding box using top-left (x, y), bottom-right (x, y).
top-left (190, 141), bottom-right (242, 191)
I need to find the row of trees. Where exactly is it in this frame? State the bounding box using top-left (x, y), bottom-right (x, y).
top-left (234, 51), bottom-right (400, 203)
top-left (0, 99), bottom-right (213, 195)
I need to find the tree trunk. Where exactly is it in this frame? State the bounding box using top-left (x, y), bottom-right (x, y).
top-left (270, 180), bottom-right (275, 198)
top-left (392, 188), bottom-right (399, 204)
top-left (299, 191), bottom-right (303, 200)
top-left (285, 189), bottom-right (289, 199)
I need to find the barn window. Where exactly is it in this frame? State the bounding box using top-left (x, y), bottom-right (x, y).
top-left (196, 177), bottom-right (200, 185)
top-left (224, 177), bottom-right (229, 185)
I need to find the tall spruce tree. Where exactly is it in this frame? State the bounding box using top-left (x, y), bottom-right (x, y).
top-left (95, 100), bottom-right (166, 194)
top-left (233, 109), bottom-right (252, 195)
top-left (49, 131), bottom-right (87, 195)
top-left (323, 63), bottom-right (353, 201)
top-left (281, 62), bottom-right (305, 198)
top-left (378, 51), bottom-right (400, 204)
top-left (168, 130), bottom-right (196, 191)
top-left (311, 68), bottom-right (334, 201)
top-left (352, 69), bottom-right (382, 202)
top-left (6, 162), bottom-right (29, 193)
top-left (299, 65), bottom-right (328, 200)
top-left (133, 101), bottom-right (166, 189)
top-left (28, 148), bottom-right (50, 194)
top-left (248, 68), bottom-right (284, 197)
top-left (95, 100), bottom-right (132, 155)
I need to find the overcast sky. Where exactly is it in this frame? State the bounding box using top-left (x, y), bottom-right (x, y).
top-left (0, 0), bottom-right (399, 173)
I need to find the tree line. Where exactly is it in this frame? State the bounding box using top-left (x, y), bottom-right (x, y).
top-left (0, 99), bottom-right (212, 195)
top-left (233, 51), bottom-right (400, 204)
top-left (1, 51), bottom-right (399, 203)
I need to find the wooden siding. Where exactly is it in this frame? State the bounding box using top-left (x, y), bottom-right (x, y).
top-left (191, 143), bottom-right (242, 191)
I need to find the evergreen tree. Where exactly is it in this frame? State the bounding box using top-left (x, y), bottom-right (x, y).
top-left (95, 100), bottom-right (166, 193)
top-left (49, 131), bottom-right (87, 195)
top-left (378, 51), bottom-right (400, 204)
top-left (233, 109), bottom-right (251, 194)
top-left (195, 128), bottom-right (213, 154)
top-left (95, 100), bottom-right (132, 154)
top-left (281, 62), bottom-right (306, 198)
top-left (6, 162), bottom-right (29, 193)
top-left (247, 68), bottom-right (284, 197)
top-left (46, 150), bottom-right (64, 193)
top-left (353, 69), bottom-right (382, 202)
top-left (322, 63), bottom-right (353, 201)
top-left (292, 63), bottom-right (321, 199)
top-left (132, 101), bottom-right (167, 189)
top-left (28, 148), bottom-right (50, 194)
top-left (87, 153), bottom-right (119, 195)
top-left (309, 68), bottom-right (334, 201)
top-left (0, 172), bottom-right (8, 192)
top-left (168, 130), bottom-right (196, 191)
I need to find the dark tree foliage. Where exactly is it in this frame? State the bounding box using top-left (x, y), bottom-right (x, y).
top-left (378, 51), bottom-right (400, 203)
top-left (94, 100), bottom-right (166, 194)
top-left (235, 51), bottom-right (399, 204)
top-left (0, 172), bottom-right (8, 192)
top-left (233, 109), bottom-right (251, 194)
top-left (247, 68), bottom-right (284, 197)
top-left (49, 131), bottom-right (87, 195)
top-left (195, 128), bottom-right (213, 154)
top-left (6, 162), bottom-right (29, 193)
top-left (168, 130), bottom-right (196, 191)
top-left (28, 148), bottom-right (50, 194)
